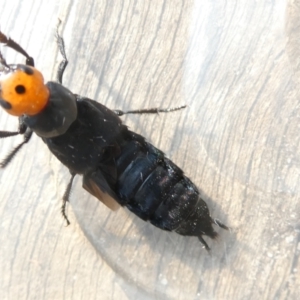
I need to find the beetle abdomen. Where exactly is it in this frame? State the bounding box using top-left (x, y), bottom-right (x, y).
top-left (115, 132), bottom-right (220, 243)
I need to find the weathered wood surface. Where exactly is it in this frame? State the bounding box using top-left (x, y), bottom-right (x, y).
top-left (0, 0), bottom-right (299, 299)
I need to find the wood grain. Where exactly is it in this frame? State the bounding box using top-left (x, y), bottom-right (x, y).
top-left (0, 0), bottom-right (299, 299)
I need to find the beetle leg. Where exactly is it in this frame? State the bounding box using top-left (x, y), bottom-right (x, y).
top-left (0, 131), bottom-right (20, 138)
top-left (55, 20), bottom-right (68, 85)
top-left (0, 120), bottom-right (32, 168)
top-left (198, 235), bottom-right (211, 252)
top-left (0, 118), bottom-right (27, 138)
top-left (113, 105), bottom-right (186, 116)
top-left (214, 219), bottom-right (230, 231)
top-left (61, 172), bottom-right (76, 226)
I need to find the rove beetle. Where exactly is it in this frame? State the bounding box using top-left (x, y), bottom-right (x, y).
top-left (0, 28), bottom-right (228, 251)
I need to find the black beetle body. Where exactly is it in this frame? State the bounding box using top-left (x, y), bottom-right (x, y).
top-left (0, 29), bottom-right (227, 250)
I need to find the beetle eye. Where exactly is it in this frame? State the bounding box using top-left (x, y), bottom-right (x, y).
top-left (15, 85), bottom-right (26, 94)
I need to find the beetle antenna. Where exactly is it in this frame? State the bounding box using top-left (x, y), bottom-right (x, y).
top-left (0, 31), bottom-right (34, 66)
top-left (55, 20), bottom-right (68, 84)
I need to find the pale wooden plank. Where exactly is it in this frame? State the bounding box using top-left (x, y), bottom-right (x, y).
top-left (0, 1), bottom-right (299, 299)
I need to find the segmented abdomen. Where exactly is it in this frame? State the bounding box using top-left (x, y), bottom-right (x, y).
top-left (115, 131), bottom-right (218, 242)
